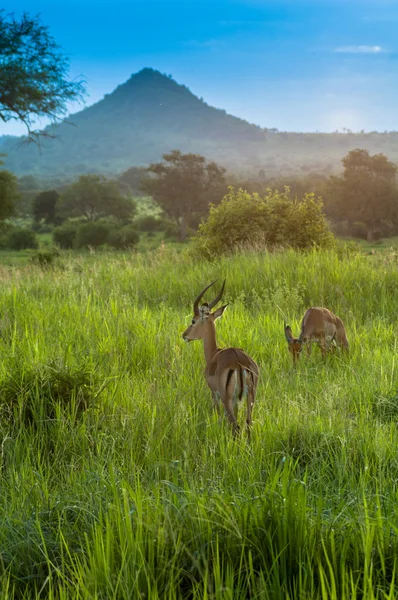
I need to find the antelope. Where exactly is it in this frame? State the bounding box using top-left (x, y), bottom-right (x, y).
top-left (284, 307), bottom-right (349, 366)
top-left (182, 280), bottom-right (259, 438)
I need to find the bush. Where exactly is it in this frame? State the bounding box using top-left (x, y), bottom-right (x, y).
top-left (107, 225), bottom-right (139, 249)
top-left (191, 187), bottom-right (335, 259)
top-left (0, 223), bottom-right (14, 248)
top-left (75, 221), bottom-right (111, 248)
top-left (0, 362), bottom-right (100, 427)
top-left (350, 221), bottom-right (368, 240)
top-left (53, 221), bottom-right (79, 249)
top-left (31, 221), bottom-right (54, 234)
top-left (135, 215), bottom-right (163, 232)
top-left (6, 227), bottom-right (39, 250)
top-left (30, 249), bottom-right (59, 267)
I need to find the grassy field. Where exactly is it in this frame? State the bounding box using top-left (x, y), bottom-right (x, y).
top-left (1, 246), bottom-right (398, 598)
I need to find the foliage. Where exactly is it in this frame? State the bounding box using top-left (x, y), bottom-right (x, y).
top-left (134, 215), bottom-right (164, 232)
top-left (0, 362), bottom-right (99, 426)
top-left (118, 166), bottom-right (148, 195)
top-left (141, 149), bottom-right (227, 240)
top-left (75, 221), bottom-right (111, 248)
top-left (0, 11), bottom-right (85, 141)
top-left (0, 249), bottom-right (398, 596)
top-left (52, 221), bottom-right (78, 249)
top-left (192, 186), bottom-right (334, 258)
top-left (32, 189), bottom-right (60, 223)
top-left (327, 149), bottom-right (398, 241)
top-left (59, 174), bottom-right (136, 221)
top-left (107, 225), bottom-right (139, 249)
top-left (15, 174), bottom-right (42, 217)
top-left (0, 168), bottom-right (19, 221)
top-left (5, 227), bottom-right (38, 250)
top-left (351, 221), bottom-right (369, 240)
top-left (30, 248), bottom-right (59, 268)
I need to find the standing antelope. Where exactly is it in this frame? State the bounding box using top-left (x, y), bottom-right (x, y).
top-left (182, 280), bottom-right (259, 438)
top-left (284, 307), bottom-right (349, 366)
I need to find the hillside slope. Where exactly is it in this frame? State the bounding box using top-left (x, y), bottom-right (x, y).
top-left (1, 68), bottom-right (398, 180)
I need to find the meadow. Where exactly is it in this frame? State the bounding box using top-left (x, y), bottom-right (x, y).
top-left (1, 245), bottom-right (398, 598)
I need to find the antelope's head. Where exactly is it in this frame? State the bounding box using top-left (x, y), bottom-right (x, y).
top-left (182, 280), bottom-right (228, 342)
top-left (284, 323), bottom-right (303, 364)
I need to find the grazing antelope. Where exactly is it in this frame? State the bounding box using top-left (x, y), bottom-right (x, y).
top-left (182, 280), bottom-right (259, 438)
top-left (284, 307), bottom-right (349, 366)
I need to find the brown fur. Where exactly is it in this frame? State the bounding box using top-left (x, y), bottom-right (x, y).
top-left (285, 307), bottom-right (349, 366)
top-left (183, 297), bottom-right (259, 438)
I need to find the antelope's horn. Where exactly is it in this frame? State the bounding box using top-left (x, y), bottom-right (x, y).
top-left (208, 279), bottom-right (226, 310)
top-left (193, 280), bottom-right (218, 315)
top-left (284, 323), bottom-right (293, 342)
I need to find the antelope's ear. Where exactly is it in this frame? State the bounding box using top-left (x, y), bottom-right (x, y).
top-left (284, 324), bottom-right (293, 342)
top-left (213, 304), bottom-right (228, 320)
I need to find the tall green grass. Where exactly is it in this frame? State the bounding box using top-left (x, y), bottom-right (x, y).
top-left (0, 247), bottom-right (398, 598)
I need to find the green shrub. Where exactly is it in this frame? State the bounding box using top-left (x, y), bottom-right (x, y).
top-left (30, 249), bottom-right (59, 267)
top-left (351, 221), bottom-right (368, 240)
top-left (6, 227), bottom-right (39, 250)
top-left (53, 221), bottom-right (79, 249)
top-left (0, 362), bottom-right (100, 427)
top-left (135, 215), bottom-right (163, 232)
top-left (107, 225), bottom-right (139, 249)
top-left (163, 219), bottom-right (179, 239)
top-left (31, 221), bottom-right (54, 234)
top-left (75, 221), bottom-right (111, 248)
top-left (191, 186), bottom-right (335, 259)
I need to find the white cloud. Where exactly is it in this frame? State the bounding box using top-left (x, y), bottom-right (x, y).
top-left (334, 45), bottom-right (386, 53)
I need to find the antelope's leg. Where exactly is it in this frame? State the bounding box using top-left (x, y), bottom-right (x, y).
top-left (222, 394), bottom-right (240, 435)
top-left (306, 342), bottom-right (312, 357)
top-left (211, 391), bottom-right (222, 416)
top-left (220, 369), bottom-right (240, 435)
top-left (246, 394), bottom-right (253, 440)
top-left (319, 337), bottom-right (327, 360)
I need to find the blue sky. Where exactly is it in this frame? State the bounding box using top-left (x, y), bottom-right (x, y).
top-left (2, 0), bottom-right (397, 135)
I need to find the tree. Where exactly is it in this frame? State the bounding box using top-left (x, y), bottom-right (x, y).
top-left (327, 149), bottom-right (398, 241)
top-left (0, 11), bottom-right (85, 141)
top-left (59, 175), bottom-right (136, 222)
top-left (32, 190), bottom-right (60, 224)
top-left (0, 168), bottom-right (19, 222)
top-left (141, 150), bottom-right (227, 241)
top-left (118, 166), bottom-right (148, 196)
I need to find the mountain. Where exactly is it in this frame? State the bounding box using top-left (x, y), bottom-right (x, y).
top-left (1, 68), bottom-right (398, 181)
top-left (0, 68), bottom-right (265, 179)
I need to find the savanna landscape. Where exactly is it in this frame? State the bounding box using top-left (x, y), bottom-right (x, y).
top-left (2, 1), bottom-right (398, 598)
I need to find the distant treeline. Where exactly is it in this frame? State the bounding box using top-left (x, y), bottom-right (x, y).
top-left (1, 147), bottom-right (397, 252)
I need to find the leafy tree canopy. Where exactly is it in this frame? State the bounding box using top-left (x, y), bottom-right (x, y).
top-left (58, 174), bottom-right (136, 222)
top-left (0, 168), bottom-right (19, 222)
top-left (327, 149), bottom-right (398, 240)
top-left (141, 150), bottom-right (227, 241)
top-left (118, 166), bottom-right (148, 196)
top-left (0, 11), bottom-right (85, 141)
top-left (33, 189), bottom-right (60, 224)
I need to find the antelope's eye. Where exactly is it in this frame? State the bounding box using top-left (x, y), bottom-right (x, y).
top-left (192, 319), bottom-right (196, 325)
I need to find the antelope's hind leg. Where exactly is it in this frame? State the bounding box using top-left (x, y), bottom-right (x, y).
top-left (317, 336), bottom-right (327, 360)
top-left (211, 391), bottom-right (222, 417)
top-left (245, 369), bottom-right (258, 441)
top-left (222, 370), bottom-right (240, 436)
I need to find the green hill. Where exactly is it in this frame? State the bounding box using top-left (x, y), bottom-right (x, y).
top-left (2, 68), bottom-right (398, 180)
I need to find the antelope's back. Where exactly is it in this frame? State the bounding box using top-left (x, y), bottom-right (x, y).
top-left (207, 348), bottom-right (259, 379)
top-left (302, 307), bottom-right (340, 337)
